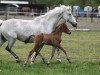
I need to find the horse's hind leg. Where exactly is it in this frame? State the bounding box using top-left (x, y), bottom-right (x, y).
top-left (6, 38), bottom-right (20, 63)
top-left (56, 48), bottom-right (61, 63)
top-left (52, 46), bottom-right (61, 63)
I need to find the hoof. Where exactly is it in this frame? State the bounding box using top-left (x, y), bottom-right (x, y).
top-left (43, 60), bottom-right (46, 64)
top-left (57, 59), bottom-right (61, 63)
top-left (23, 62), bottom-right (28, 67)
top-left (67, 58), bottom-right (71, 64)
top-left (16, 60), bottom-right (20, 63)
top-left (30, 62), bottom-right (34, 65)
top-left (47, 63), bottom-right (50, 66)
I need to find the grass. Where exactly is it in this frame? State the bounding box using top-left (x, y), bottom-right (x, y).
top-left (0, 30), bottom-right (100, 75)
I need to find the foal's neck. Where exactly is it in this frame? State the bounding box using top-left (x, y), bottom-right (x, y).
top-left (53, 28), bottom-right (63, 37)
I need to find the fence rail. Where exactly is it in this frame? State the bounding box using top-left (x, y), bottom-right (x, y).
top-left (0, 11), bottom-right (100, 30)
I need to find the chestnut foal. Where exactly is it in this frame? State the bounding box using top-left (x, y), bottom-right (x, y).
top-left (24, 22), bottom-right (71, 65)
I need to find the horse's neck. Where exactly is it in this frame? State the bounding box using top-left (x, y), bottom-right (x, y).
top-left (43, 8), bottom-right (63, 33)
top-left (46, 13), bottom-right (63, 33)
top-left (34, 7), bottom-right (63, 33)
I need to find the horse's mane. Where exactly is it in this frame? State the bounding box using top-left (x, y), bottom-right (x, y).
top-left (34, 6), bottom-right (63, 21)
top-left (33, 5), bottom-right (71, 21)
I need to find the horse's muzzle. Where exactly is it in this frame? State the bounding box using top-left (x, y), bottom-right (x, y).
top-left (67, 20), bottom-right (77, 28)
top-left (72, 23), bottom-right (77, 27)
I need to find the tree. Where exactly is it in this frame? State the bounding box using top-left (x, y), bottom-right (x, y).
top-left (28, 0), bottom-right (63, 7)
top-left (28, 0), bottom-right (100, 7)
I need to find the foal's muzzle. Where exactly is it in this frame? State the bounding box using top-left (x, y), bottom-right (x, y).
top-left (67, 32), bottom-right (71, 35)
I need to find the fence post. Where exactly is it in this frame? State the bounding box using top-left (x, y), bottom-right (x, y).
top-left (75, 10), bottom-right (78, 22)
top-left (5, 5), bottom-right (8, 20)
top-left (75, 10), bottom-right (78, 29)
top-left (91, 7), bottom-right (93, 23)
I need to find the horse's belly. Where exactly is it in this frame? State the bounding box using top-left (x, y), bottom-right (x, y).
top-left (17, 29), bottom-right (40, 43)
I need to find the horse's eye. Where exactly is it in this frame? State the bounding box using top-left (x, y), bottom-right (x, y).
top-left (69, 14), bottom-right (71, 16)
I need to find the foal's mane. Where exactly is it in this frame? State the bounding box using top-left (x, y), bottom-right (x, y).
top-left (52, 23), bottom-right (64, 33)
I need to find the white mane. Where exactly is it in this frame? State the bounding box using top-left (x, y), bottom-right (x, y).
top-left (34, 6), bottom-right (66, 21)
top-left (34, 5), bottom-right (72, 21)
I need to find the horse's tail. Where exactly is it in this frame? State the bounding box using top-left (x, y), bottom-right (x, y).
top-left (0, 19), bottom-right (3, 26)
top-left (0, 19), bottom-right (6, 46)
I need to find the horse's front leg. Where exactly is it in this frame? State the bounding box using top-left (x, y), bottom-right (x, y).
top-left (52, 46), bottom-right (61, 63)
top-left (6, 38), bottom-right (20, 63)
top-left (47, 46), bottom-right (56, 65)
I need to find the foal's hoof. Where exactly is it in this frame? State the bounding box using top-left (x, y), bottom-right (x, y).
top-left (67, 58), bottom-right (71, 64)
top-left (16, 60), bottom-right (20, 63)
top-left (30, 62), bottom-right (34, 65)
top-left (23, 63), bottom-right (27, 67)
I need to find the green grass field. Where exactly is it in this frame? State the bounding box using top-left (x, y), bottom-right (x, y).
top-left (0, 30), bottom-right (100, 75)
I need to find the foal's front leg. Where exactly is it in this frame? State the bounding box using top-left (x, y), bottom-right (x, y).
top-left (24, 48), bottom-right (35, 65)
top-left (56, 44), bottom-right (71, 63)
top-left (47, 47), bottom-right (56, 65)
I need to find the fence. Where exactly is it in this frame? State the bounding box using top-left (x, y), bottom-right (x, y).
top-left (0, 11), bottom-right (100, 61)
top-left (0, 11), bottom-right (100, 30)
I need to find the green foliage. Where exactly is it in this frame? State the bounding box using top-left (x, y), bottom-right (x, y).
top-left (0, 60), bottom-right (100, 75)
top-left (0, 30), bottom-right (100, 75)
top-left (28, 0), bottom-right (100, 7)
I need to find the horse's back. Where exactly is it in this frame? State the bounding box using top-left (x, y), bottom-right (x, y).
top-left (0, 19), bottom-right (42, 42)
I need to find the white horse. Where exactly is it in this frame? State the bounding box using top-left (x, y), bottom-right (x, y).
top-left (0, 5), bottom-right (77, 63)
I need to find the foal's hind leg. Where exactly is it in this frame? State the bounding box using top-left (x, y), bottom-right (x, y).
top-left (6, 38), bottom-right (20, 63)
top-left (24, 43), bottom-right (44, 65)
top-left (30, 44), bottom-right (45, 65)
